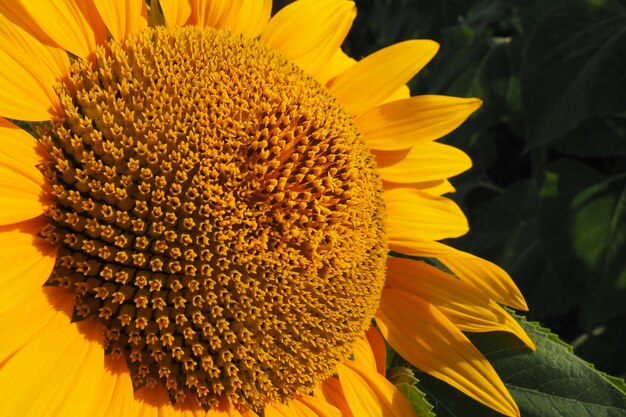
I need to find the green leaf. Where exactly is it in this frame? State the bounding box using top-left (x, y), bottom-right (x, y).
top-left (540, 160), bottom-right (626, 326)
top-left (388, 367), bottom-right (436, 417)
top-left (522, 0), bottom-right (626, 147)
top-left (552, 115), bottom-right (626, 157)
top-left (416, 317), bottom-right (626, 417)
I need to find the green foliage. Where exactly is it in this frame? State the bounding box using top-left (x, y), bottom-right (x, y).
top-left (415, 318), bottom-right (626, 417)
top-left (388, 367), bottom-right (436, 417)
top-left (552, 116), bottom-right (626, 157)
top-left (522, 0), bottom-right (626, 148)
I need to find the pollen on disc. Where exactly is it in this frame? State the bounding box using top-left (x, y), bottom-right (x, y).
top-left (38, 26), bottom-right (387, 410)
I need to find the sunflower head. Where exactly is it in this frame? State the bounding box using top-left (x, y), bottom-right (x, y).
top-left (0, 1), bottom-right (530, 417)
top-left (36, 25), bottom-right (386, 408)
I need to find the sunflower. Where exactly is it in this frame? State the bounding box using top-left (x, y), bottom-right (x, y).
top-left (0, 1), bottom-right (534, 416)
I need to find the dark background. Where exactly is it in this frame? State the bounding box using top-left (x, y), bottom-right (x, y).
top-left (276, 0), bottom-right (626, 379)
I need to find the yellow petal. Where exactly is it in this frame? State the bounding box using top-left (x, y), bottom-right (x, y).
top-left (0, 1), bottom-right (59, 49)
top-left (189, 0), bottom-right (269, 32)
top-left (382, 85), bottom-right (411, 104)
top-left (0, 119), bottom-right (46, 183)
top-left (364, 326), bottom-right (387, 377)
top-left (297, 395), bottom-right (342, 417)
top-left (388, 235), bottom-right (459, 258)
top-left (159, 0), bottom-right (191, 27)
top-left (0, 13), bottom-right (69, 120)
top-left (0, 170), bottom-right (46, 225)
top-left (0, 215), bottom-right (45, 235)
top-left (136, 384), bottom-right (206, 417)
top-left (214, 0), bottom-right (272, 38)
top-left (317, 48), bottom-right (356, 85)
top-left (387, 257), bottom-right (535, 349)
top-left (385, 187), bottom-right (469, 241)
top-left (383, 179), bottom-right (456, 196)
top-left (291, 401), bottom-right (319, 417)
top-left (206, 401), bottom-right (256, 417)
top-left (208, 401), bottom-right (247, 417)
top-left (87, 356), bottom-right (139, 417)
top-left (239, 406), bottom-right (260, 417)
top-left (439, 252), bottom-right (528, 311)
top-left (19, 0), bottom-right (107, 58)
top-left (0, 118), bottom-right (49, 224)
top-left (351, 334), bottom-right (377, 373)
top-left (376, 288), bottom-right (520, 417)
top-left (357, 95), bottom-right (482, 151)
top-left (337, 361), bottom-right (418, 417)
top-left (0, 319), bottom-right (106, 417)
top-left (174, 397), bottom-right (207, 417)
top-left (328, 40), bottom-right (439, 115)
top-left (0, 226), bottom-right (57, 316)
top-left (94, 0), bottom-right (147, 42)
top-left (261, 0), bottom-right (356, 76)
top-left (0, 286), bottom-right (72, 365)
top-left (374, 142), bottom-right (472, 183)
top-left (187, 0), bottom-right (226, 26)
top-left (265, 402), bottom-right (297, 417)
top-left (320, 378), bottom-right (354, 417)
top-left (132, 385), bottom-right (171, 417)
top-left (417, 179), bottom-right (455, 196)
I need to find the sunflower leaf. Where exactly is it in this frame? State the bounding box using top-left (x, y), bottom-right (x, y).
top-left (539, 160), bottom-right (626, 327)
top-left (415, 316), bottom-right (626, 417)
top-left (522, 0), bottom-right (626, 147)
top-left (552, 115), bottom-right (626, 157)
top-left (388, 367), bottom-right (436, 417)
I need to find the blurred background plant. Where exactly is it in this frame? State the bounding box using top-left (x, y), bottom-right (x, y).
top-left (276, 0), bottom-right (626, 415)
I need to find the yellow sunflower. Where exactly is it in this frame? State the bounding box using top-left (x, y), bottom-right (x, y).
top-left (0, 1), bottom-right (534, 416)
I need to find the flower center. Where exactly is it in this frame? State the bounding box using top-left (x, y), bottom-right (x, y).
top-left (38, 26), bottom-right (386, 409)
